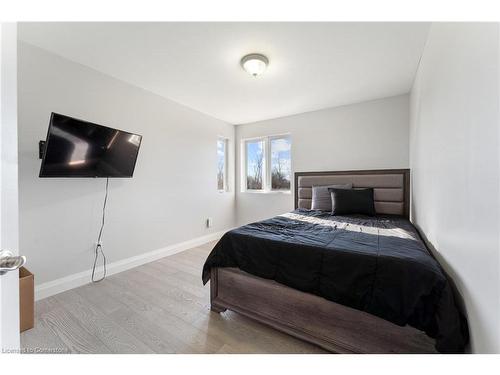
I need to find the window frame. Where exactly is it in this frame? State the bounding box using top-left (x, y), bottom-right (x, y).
top-left (242, 134), bottom-right (291, 194)
top-left (217, 137), bottom-right (229, 192)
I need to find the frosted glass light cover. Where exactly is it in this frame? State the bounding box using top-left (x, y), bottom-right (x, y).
top-left (241, 54), bottom-right (269, 77)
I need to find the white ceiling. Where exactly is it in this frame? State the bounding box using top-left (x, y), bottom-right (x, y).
top-left (19, 22), bottom-right (430, 124)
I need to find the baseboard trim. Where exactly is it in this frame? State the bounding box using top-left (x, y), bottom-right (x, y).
top-left (35, 229), bottom-right (229, 301)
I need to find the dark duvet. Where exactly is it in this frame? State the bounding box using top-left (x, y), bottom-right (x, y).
top-left (202, 209), bottom-right (469, 353)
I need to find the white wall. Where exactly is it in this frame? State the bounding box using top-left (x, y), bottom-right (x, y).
top-left (17, 42), bottom-right (235, 286)
top-left (409, 23), bottom-right (500, 353)
top-left (235, 95), bottom-right (410, 225)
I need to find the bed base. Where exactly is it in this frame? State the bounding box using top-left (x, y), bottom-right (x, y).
top-left (210, 267), bottom-right (436, 354)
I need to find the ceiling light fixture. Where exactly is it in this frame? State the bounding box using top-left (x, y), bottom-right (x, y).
top-left (241, 53), bottom-right (269, 77)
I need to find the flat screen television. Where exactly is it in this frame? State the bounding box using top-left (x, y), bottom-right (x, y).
top-left (39, 113), bottom-right (142, 178)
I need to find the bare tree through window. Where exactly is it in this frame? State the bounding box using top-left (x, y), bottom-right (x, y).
top-left (246, 140), bottom-right (264, 189)
top-left (217, 138), bottom-right (226, 190)
top-left (271, 137), bottom-right (291, 190)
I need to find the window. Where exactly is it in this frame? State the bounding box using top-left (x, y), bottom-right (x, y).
top-left (246, 139), bottom-right (264, 190)
top-left (243, 135), bottom-right (291, 192)
top-left (217, 138), bottom-right (228, 191)
top-left (270, 136), bottom-right (291, 190)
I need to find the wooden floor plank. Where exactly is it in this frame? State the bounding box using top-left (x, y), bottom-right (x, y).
top-left (20, 300), bottom-right (71, 354)
top-left (75, 281), bottom-right (125, 315)
top-left (103, 275), bottom-right (226, 353)
top-left (56, 289), bottom-right (155, 353)
top-left (111, 269), bottom-right (209, 324)
top-left (21, 240), bottom-right (325, 354)
top-left (37, 305), bottom-right (111, 353)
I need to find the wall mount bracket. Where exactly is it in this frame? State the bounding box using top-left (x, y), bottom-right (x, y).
top-left (39, 140), bottom-right (46, 159)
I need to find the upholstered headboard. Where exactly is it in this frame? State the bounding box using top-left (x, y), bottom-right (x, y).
top-left (294, 169), bottom-right (410, 218)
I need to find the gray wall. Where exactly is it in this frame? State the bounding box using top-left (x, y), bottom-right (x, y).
top-left (235, 94), bottom-right (410, 225)
top-left (18, 42), bottom-right (235, 284)
top-left (409, 23), bottom-right (500, 353)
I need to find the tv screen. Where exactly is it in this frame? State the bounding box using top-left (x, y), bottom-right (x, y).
top-left (39, 113), bottom-right (142, 178)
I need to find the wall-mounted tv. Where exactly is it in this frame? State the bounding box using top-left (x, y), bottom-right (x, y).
top-left (39, 113), bottom-right (142, 178)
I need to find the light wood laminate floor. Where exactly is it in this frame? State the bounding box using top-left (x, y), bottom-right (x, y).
top-left (21, 241), bottom-right (326, 354)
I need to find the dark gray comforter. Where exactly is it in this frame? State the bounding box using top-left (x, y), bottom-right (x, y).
top-left (202, 209), bottom-right (469, 353)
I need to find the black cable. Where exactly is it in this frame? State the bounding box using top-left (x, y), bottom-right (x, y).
top-left (92, 177), bottom-right (109, 282)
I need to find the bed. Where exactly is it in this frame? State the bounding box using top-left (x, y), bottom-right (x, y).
top-left (202, 169), bottom-right (468, 353)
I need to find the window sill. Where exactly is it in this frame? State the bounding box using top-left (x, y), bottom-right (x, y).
top-left (241, 190), bottom-right (291, 195)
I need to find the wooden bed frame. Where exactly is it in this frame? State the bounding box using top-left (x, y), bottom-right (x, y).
top-left (209, 169), bottom-right (437, 353)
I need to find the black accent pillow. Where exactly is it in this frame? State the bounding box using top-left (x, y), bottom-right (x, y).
top-left (328, 188), bottom-right (376, 216)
